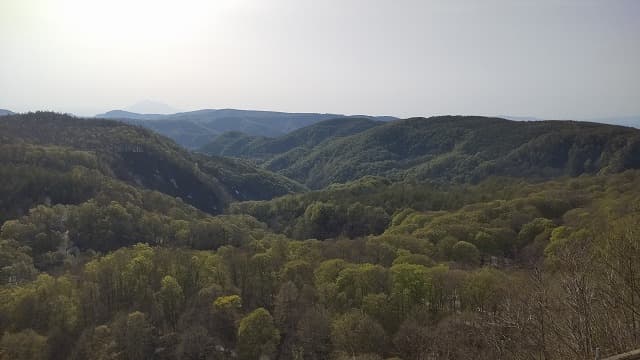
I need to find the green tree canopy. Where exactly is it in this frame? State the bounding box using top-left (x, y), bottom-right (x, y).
top-left (237, 308), bottom-right (280, 360)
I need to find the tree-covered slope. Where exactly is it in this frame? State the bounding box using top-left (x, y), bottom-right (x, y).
top-left (0, 112), bottom-right (305, 214)
top-left (98, 108), bottom-right (396, 149)
top-left (3, 127), bottom-right (640, 359)
top-left (4, 113), bottom-right (640, 360)
top-left (264, 116), bottom-right (640, 188)
top-left (199, 117), bottom-right (383, 161)
top-left (2, 170), bottom-right (639, 360)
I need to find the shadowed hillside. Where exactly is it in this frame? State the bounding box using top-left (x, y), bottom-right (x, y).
top-left (3, 113), bottom-right (640, 360)
top-left (0, 112), bottom-right (305, 214)
top-left (97, 108), bottom-right (396, 149)
top-left (199, 117), bottom-right (383, 161)
top-left (228, 116), bottom-right (640, 188)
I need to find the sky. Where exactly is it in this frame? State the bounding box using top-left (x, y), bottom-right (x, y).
top-left (0, 0), bottom-right (639, 119)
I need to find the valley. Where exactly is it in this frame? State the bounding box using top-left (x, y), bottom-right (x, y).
top-left (0, 112), bottom-right (639, 359)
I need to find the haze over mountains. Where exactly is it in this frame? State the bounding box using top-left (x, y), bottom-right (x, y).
top-left (0, 112), bottom-right (304, 216)
top-left (2, 0), bottom-right (639, 358)
top-left (95, 108), bottom-right (397, 149)
top-left (90, 104), bottom-right (640, 152)
top-left (200, 115), bottom-right (640, 188)
top-left (124, 100), bottom-right (180, 115)
top-left (4, 104), bottom-right (639, 152)
top-left (501, 114), bottom-right (640, 128)
top-left (3, 110), bottom-right (640, 359)
top-left (7, 110), bottom-right (640, 214)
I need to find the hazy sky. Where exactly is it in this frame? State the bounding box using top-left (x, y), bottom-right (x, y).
top-left (1, 0), bottom-right (639, 118)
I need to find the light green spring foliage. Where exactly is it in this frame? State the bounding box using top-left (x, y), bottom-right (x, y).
top-left (213, 295), bottom-right (242, 311)
top-left (2, 113), bottom-right (640, 359)
top-left (237, 308), bottom-right (280, 360)
top-left (0, 329), bottom-right (48, 360)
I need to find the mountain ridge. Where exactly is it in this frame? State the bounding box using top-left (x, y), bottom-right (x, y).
top-left (202, 115), bottom-right (640, 188)
top-left (0, 112), bottom-right (306, 214)
top-left (199, 117), bottom-right (384, 161)
top-left (96, 108), bottom-right (397, 149)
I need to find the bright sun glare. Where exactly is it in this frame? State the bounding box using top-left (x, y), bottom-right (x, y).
top-left (50, 0), bottom-right (215, 48)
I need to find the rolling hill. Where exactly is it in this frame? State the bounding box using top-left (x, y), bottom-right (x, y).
top-left (96, 108), bottom-right (396, 149)
top-left (589, 115), bottom-right (640, 128)
top-left (502, 114), bottom-right (640, 128)
top-left (4, 113), bottom-right (640, 360)
top-left (202, 115), bottom-right (640, 189)
top-left (199, 117), bottom-right (383, 161)
top-left (0, 112), bottom-right (305, 215)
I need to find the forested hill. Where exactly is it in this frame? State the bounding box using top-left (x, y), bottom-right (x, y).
top-left (0, 112), bottom-right (305, 214)
top-left (236, 115), bottom-right (640, 188)
top-left (97, 108), bottom-right (396, 149)
top-left (199, 117), bottom-right (383, 160)
top-left (0, 109), bottom-right (14, 116)
top-left (3, 111), bottom-right (640, 359)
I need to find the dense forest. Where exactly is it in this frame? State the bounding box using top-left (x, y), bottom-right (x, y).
top-left (1, 112), bottom-right (640, 359)
top-left (0, 112), bottom-right (304, 214)
top-left (201, 116), bottom-right (640, 189)
top-left (98, 109), bottom-right (395, 149)
top-left (199, 118), bottom-right (383, 161)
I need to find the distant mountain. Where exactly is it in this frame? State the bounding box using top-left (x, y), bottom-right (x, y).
top-left (199, 117), bottom-right (383, 160)
top-left (589, 116), bottom-right (640, 129)
top-left (218, 115), bottom-right (640, 189)
top-left (97, 110), bottom-right (164, 120)
top-left (0, 112), bottom-right (305, 214)
top-left (0, 109), bottom-right (14, 116)
top-left (125, 100), bottom-right (179, 114)
top-left (96, 108), bottom-right (397, 149)
top-left (502, 114), bottom-right (640, 128)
